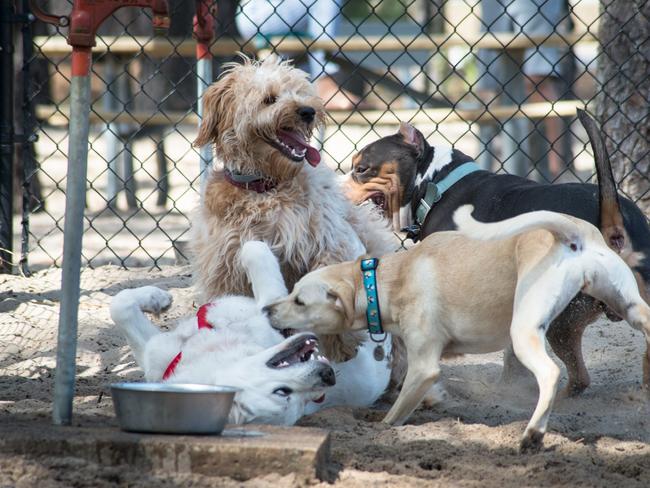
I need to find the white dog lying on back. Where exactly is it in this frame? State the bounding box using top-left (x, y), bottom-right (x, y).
top-left (110, 241), bottom-right (391, 425)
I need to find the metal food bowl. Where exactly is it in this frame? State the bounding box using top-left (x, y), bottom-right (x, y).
top-left (111, 383), bottom-right (240, 434)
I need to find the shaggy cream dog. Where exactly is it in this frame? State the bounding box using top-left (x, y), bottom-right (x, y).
top-left (190, 55), bottom-right (397, 362)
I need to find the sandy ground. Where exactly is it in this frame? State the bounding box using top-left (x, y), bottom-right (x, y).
top-left (1, 264), bottom-right (649, 487)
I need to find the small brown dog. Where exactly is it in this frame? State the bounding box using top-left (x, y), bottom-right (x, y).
top-left (264, 206), bottom-right (650, 451)
top-left (190, 55), bottom-right (397, 362)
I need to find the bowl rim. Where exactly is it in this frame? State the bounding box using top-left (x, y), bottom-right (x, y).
top-left (110, 382), bottom-right (241, 394)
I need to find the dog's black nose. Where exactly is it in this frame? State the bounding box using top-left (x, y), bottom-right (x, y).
top-left (297, 106), bottom-right (316, 123)
top-left (319, 366), bottom-right (336, 386)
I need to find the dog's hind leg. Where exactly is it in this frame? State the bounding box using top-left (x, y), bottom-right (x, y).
top-left (510, 266), bottom-right (582, 452)
top-left (501, 298), bottom-right (596, 397)
top-left (110, 286), bottom-right (173, 367)
top-left (546, 296), bottom-right (601, 397)
top-left (581, 250), bottom-right (650, 391)
top-left (383, 329), bottom-right (444, 426)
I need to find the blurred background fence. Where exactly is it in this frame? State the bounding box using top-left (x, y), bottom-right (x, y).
top-left (2, 0), bottom-right (649, 273)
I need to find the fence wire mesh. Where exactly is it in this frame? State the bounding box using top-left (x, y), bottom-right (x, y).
top-left (8, 0), bottom-right (650, 272)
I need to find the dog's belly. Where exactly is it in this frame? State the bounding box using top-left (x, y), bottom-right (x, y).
top-left (444, 333), bottom-right (511, 356)
top-left (409, 235), bottom-right (518, 356)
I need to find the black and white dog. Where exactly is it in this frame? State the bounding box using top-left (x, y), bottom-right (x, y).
top-left (344, 110), bottom-right (650, 396)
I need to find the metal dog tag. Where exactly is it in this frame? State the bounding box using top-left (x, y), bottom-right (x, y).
top-left (373, 344), bottom-right (385, 362)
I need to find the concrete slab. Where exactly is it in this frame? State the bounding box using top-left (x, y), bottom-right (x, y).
top-left (0, 417), bottom-right (331, 482)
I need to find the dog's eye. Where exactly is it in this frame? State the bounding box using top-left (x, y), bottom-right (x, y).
top-left (273, 387), bottom-right (293, 397)
top-left (355, 165), bottom-right (369, 174)
top-left (294, 297), bottom-right (305, 306)
top-left (263, 94), bottom-right (277, 105)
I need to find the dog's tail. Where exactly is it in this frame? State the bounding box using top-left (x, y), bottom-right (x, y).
top-left (454, 205), bottom-right (583, 250)
top-left (577, 109), bottom-right (626, 253)
top-left (110, 287), bottom-right (172, 366)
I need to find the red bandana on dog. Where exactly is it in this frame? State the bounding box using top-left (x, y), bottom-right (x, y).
top-left (162, 303), bottom-right (214, 380)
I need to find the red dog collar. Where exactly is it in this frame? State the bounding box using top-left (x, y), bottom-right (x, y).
top-left (162, 303), bottom-right (214, 380)
top-left (224, 169), bottom-right (277, 193)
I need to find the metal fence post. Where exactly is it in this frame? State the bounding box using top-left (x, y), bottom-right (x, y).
top-left (194, 0), bottom-right (215, 192)
top-left (52, 46), bottom-right (91, 425)
top-left (28, 0), bottom-right (171, 426)
top-left (0, 0), bottom-right (15, 274)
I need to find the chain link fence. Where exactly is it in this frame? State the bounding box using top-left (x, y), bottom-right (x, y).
top-left (6, 0), bottom-right (649, 272)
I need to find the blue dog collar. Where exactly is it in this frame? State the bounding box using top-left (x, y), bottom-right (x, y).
top-left (361, 258), bottom-right (383, 336)
top-left (415, 161), bottom-right (481, 226)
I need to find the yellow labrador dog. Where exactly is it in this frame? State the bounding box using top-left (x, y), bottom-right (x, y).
top-left (264, 205), bottom-right (650, 452)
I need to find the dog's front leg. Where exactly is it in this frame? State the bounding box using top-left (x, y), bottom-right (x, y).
top-left (383, 334), bottom-right (443, 426)
top-left (110, 286), bottom-right (173, 367)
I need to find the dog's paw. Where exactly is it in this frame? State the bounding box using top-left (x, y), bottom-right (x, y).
top-left (133, 286), bottom-right (173, 314)
top-left (240, 241), bottom-right (273, 266)
top-left (558, 378), bottom-right (590, 399)
top-left (519, 429), bottom-right (545, 454)
top-left (421, 382), bottom-right (448, 408)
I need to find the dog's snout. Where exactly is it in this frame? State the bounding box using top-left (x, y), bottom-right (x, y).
top-left (297, 106), bottom-right (316, 123)
top-left (320, 366), bottom-right (336, 386)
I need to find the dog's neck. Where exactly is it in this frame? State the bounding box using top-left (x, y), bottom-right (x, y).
top-left (350, 257), bottom-right (401, 333)
top-left (407, 145), bottom-right (476, 215)
top-left (397, 143), bottom-right (435, 207)
top-left (222, 151), bottom-right (303, 184)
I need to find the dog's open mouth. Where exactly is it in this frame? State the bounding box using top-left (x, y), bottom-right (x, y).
top-left (267, 334), bottom-right (329, 368)
top-left (366, 191), bottom-right (389, 214)
top-left (268, 129), bottom-right (321, 167)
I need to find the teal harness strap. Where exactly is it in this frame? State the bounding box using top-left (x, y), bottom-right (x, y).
top-left (415, 162), bottom-right (481, 226)
top-left (360, 258), bottom-right (383, 336)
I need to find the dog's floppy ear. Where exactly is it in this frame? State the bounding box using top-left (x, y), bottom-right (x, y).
top-left (398, 121), bottom-right (426, 159)
top-left (193, 75), bottom-right (236, 147)
top-left (327, 283), bottom-right (355, 328)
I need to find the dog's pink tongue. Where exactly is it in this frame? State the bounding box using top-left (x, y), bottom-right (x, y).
top-left (304, 146), bottom-right (321, 167)
top-left (278, 130), bottom-right (321, 167)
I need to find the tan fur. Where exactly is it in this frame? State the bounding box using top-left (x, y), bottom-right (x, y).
top-left (265, 208), bottom-right (650, 451)
top-left (190, 55), bottom-right (398, 362)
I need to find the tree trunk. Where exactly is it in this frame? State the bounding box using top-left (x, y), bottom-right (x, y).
top-left (596, 0), bottom-right (650, 215)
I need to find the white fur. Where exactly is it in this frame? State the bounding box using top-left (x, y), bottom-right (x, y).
top-left (414, 145), bottom-right (453, 187)
top-left (453, 205), bottom-right (584, 248)
top-left (111, 241), bottom-right (390, 426)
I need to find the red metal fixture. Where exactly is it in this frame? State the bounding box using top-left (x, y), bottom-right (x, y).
top-left (193, 0), bottom-right (215, 59)
top-left (30, 0), bottom-right (170, 48)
